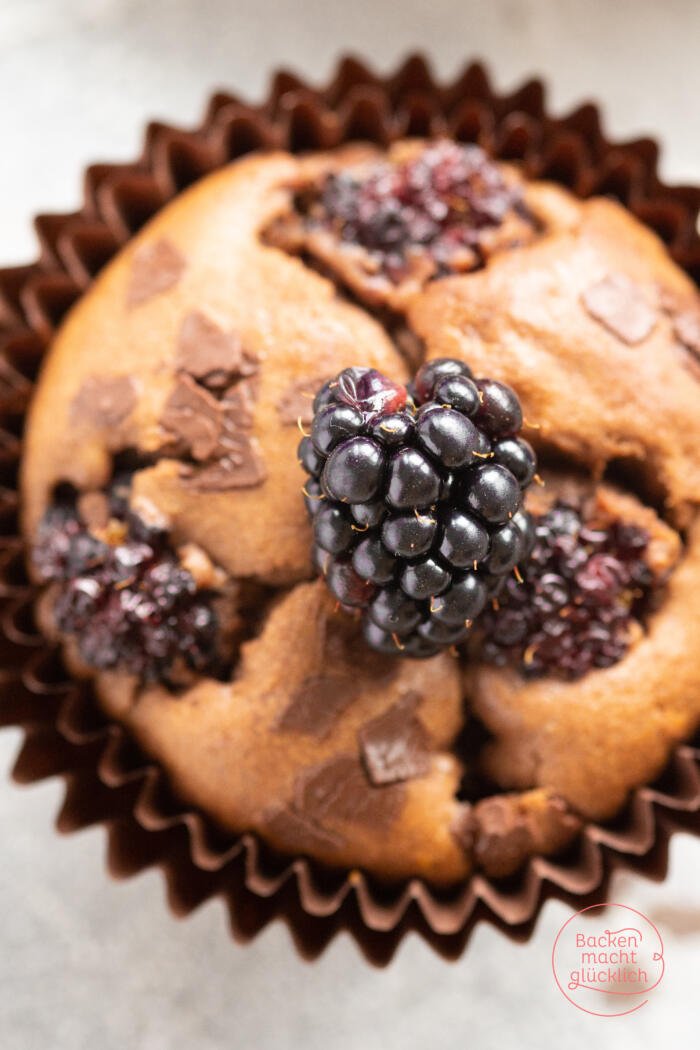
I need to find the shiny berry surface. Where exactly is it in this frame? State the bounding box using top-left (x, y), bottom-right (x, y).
top-left (322, 436), bottom-right (385, 504)
top-left (465, 463), bottom-right (522, 523)
top-left (474, 379), bottom-right (524, 437)
top-left (311, 403), bottom-right (363, 455)
top-left (336, 367), bottom-right (408, 417)
top-left (300, 360), bottom-right (536, 656)
top-left (386, 448), bottom-right (442, 510)
top-left (492, 436), bottom-right (537, 487)
top-left (416, 408), bottom-right (481, 468)
top-left (414, 358), bottom-right (473, 403)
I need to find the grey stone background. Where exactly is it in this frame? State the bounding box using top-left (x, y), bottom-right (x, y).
top-left (1, 1), bottom-right (699, 1046)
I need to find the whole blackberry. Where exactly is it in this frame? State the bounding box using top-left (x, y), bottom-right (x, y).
top-left (34, 485), bottom-right (221, 682)
top-left (479, 501), bottom-right (655, 679)
top-left (300, 360), bottom-right (537, 657)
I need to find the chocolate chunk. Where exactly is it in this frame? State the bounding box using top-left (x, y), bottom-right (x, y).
top-left (127, 239), bottom-right (186, 307)
top-left (674, 310), bottom-right (700, 359)
top-left (161, 374), bottom-right (222, 461)
top-left (581, 274), bottom-right (657, 345)
top-left (182, 434), bottom-right (267, 489)
top-left (358, 692), bottom-right (431, 786)
top-left (163, 360), bottom-right (265, 486)
top-left (470, 796), bottom-right (533, 878)
top-left (454, 794), bottom-right (580, 876)
top-left (263, 805), bottom-right (345, 854)
top-left (277, 673), bottom-right (361, 739)
top-left (295, 754), bottom-right (405, 831)
top-left (177, 310), bottom-right (258, 387)
top-left (70, 375), bottom-right (137, 428)
top-left (277, 378), bottom-right (324, 426)
top-left (221, 380), bottom-right (258, 431)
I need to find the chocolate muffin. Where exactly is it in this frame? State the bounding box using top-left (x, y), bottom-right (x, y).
top-left (21, 139), bottom-right (700, 884)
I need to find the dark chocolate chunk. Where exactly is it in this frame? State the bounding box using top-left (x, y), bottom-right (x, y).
top-left (294, 754), bottom-right (405, 831)
top-left (164, 365), bottom-right (266, 488)
top-left (263, 805), bottom-right (345, 854)
top-left (456, 794), bottom-right (579, 878)
top-left (581, 273), bottom-right (657, 345)
top-left (221, 380), bottom-right (258, 431)
top-left (177, 310), bottom-right (258, 386)
top-left (277, 673), bottom-right (361, 739)
top-left (70, 375), bottom-right (137, 428)
top-left (358, 691), bottom-right (431, 786)
top-left (469, 796), bottom-right (532, 877)
top-left (161, 374), bottom-right (222, 461)
top-left (182, 434), bottom-right (267, 489)
top-left (127, 238), bottom-right (186, 307)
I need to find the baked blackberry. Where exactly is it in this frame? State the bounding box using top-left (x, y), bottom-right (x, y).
top-left (300, 359), bottom-right (537, 657)
top-left (33, 481), bottom-right (222, 682)
top-left (479, 501), bottom-right (656, 679)
top-left (302, 141), bottom-right (520, 279)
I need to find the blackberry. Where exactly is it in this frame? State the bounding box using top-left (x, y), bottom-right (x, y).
top-left (301, 360), bottom-right (537, 657)
top-left (33, 484), bottom-right (221, 682)
top-left (312, 141), bottom-right (520, 279)
top-left (479, 500), bottom-right (656, 679)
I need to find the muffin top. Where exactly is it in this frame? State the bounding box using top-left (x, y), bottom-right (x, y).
top-left (21, 139), bottom-right (700, 884)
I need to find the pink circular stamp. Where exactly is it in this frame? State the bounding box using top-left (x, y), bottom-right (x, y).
top-left (551, 903), bottom-right (665, 1016)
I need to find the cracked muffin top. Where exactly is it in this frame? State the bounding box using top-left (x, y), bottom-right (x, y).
top-left (21, 139), bottom-right (700, 884)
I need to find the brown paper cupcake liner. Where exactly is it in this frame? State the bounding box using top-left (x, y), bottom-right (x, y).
top-left (2, 55), bottom-right (700, 964)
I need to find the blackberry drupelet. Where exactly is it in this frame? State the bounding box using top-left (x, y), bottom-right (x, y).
top-left (300, 359), bottom-right (537, 657)
top-left (34, 483), bottom-right (221, 682)
top-left (479, 500), bottom-right (656, 679)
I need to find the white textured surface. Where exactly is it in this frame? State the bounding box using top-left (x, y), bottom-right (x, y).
top-left (1, 1), bottom-right (700, 1046)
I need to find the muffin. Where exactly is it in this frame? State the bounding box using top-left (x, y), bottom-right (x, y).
top-left (20, 133), bottom-right (700, 888)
